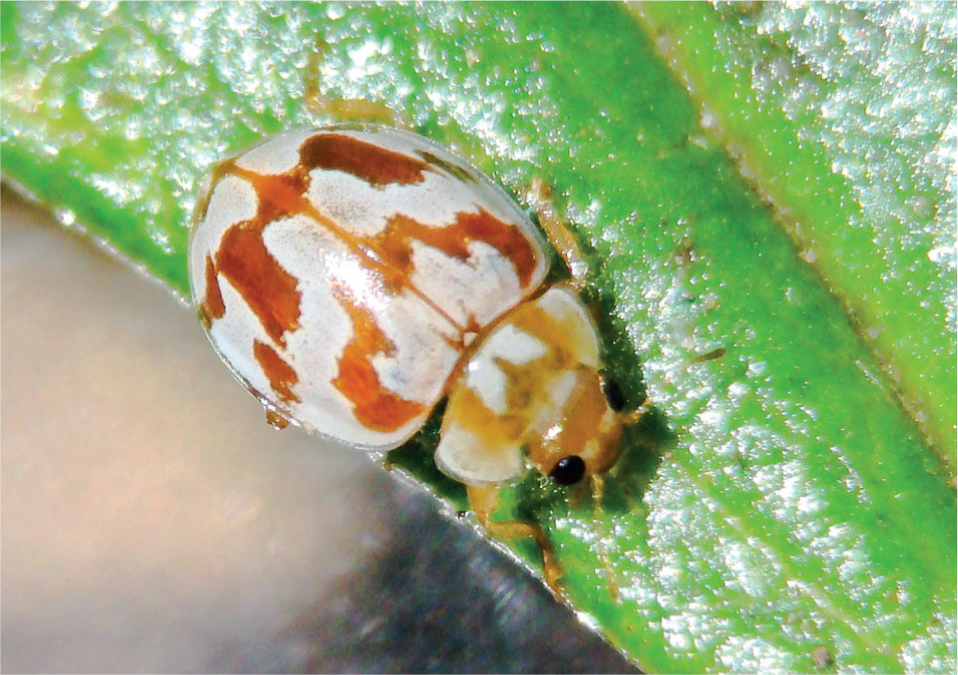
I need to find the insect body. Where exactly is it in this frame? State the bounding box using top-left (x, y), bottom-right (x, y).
top-left (188, 126), bottom-right (633, 595)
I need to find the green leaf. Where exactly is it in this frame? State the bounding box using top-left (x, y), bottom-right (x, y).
top-left (2, 2), bottom-right (954, 672)
top-left (634, 0), bottom-right (957, 482)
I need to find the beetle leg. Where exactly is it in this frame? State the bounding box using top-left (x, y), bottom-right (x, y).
top-left (303, 38), bottom-right (408, 126)
top-left (308, 97), bottom-right (407, 126)
top-left (466, 483), bottom-right (566, 599)
top-left (590, 474), bottom-right (621, 602)
top-left (527, 177), bottom-right (590, 288)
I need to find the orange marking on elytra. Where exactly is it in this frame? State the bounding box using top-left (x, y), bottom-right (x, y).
top-left (331, 287), bottom-right (426, 432)
top-left (200, 254), bottom-right (226, 329)
top-left (223, 161), bottom-right (467, 338)
top-left (415, 149), bottom-right (478, 184)
top-left (300, 133), bottom-right (432, 187)
top-left (455, 209), bottom-right (540, 288)
top-left (206, 134), bottom-right (538, 365)
top-left (217, 222), bottom-right (302, 348)
top-left (253, 340), bottom-right (301, 403)
top-left (374, 209), bottom-right (540, 290)
top-left (203, 160), bottom-right (303, 347)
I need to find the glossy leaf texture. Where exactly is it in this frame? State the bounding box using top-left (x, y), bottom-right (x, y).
top-left (1, 3), bottom-right (954, 673)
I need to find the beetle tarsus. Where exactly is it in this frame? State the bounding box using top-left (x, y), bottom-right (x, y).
top-left (467, 483), bottom-right (568, 599)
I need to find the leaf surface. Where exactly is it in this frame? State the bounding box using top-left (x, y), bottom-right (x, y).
top-left (2, 3), bottom-right (954, 672)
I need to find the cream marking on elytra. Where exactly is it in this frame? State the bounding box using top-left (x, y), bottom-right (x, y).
top-left (235, 129), bottom-right (320, 175)
top-left (189, 125), bottom-right (643, 600)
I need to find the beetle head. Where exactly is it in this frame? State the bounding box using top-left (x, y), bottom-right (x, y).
top-left (526, 367), bottom-right (625, 486)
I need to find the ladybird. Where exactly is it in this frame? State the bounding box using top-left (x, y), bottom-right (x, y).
top-left (188, 125), bottom-right (637, 595)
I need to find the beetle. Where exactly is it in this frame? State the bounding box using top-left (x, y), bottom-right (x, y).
top-left (188, 125), bottom-right (638, 595)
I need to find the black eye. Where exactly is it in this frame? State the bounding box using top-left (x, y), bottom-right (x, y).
top-left (602, 378), bottom-right (626, 412)
top-left (550, 456), bottom-right (586, 486)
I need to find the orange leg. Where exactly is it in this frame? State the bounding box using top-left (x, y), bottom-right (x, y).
top-left (527, 177), bottom-right (590, 288)
top-left (466, 483), bottom-right (566, 599)
top-left (303, 39), bottom-right (407, 126)
top-left (307, 97), bottom-right (406, 126)
top-left (589, 475), bottom-right (621, 602)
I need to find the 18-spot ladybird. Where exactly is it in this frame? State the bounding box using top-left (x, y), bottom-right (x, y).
top-left (188, 125), bottom-right (638, 594)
